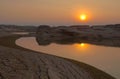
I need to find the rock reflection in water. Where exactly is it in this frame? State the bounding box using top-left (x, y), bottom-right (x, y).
top-left (36, 25), bottom-right (120, 47)
top-left (36, 35), bottom-right (120, 47)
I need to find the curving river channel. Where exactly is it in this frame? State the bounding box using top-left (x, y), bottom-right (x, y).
top-left (16, 37), bottom-right (120, 79)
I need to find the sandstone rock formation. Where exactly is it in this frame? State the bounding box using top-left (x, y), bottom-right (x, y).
top-left (36, 25), bottom-right (120, 47)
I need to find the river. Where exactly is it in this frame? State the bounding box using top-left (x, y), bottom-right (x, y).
top-left (16, 37), bottom-right (120, 79)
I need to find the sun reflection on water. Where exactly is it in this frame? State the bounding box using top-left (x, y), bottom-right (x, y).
top-left (80, 43), bottom-right (85, 47)
top-left (75, 43), bottom-right (90, 52)
top-left (76, 43), bottom-right (86, 47)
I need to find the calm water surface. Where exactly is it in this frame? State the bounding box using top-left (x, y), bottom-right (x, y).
top-left (12, 32), bottom-right (29, 35)
top-left (16, 37), bottom-right (120, 79)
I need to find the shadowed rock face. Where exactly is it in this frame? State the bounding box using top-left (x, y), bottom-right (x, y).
top-left (36, 25), bottom-right (120, 47)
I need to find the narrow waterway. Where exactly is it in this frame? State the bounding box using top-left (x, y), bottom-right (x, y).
top-left (16, 37), bottom-right (120, 79)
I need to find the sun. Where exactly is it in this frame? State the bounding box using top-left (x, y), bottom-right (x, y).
top-left (80, 14), bottom-right (87, 21)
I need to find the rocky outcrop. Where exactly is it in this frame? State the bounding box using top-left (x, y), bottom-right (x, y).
top-left (36, 25), bottom-right (120, 47)
top-left (0, 25), bottom-right (37, 32)
top-left (37, 25), bottom-right (120, 40)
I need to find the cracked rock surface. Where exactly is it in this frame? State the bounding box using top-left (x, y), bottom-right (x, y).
top-left (0, 46), bottom-right (115, 79)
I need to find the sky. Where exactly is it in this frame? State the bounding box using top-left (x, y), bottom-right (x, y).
top-left (0, 0), bottom-right (120, 25)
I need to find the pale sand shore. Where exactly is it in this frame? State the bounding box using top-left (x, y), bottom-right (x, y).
top-left (0, 35), bottom-right (115, 79)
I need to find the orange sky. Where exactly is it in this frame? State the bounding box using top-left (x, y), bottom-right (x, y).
top-left (0, 0), bottom-right (120, 25)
